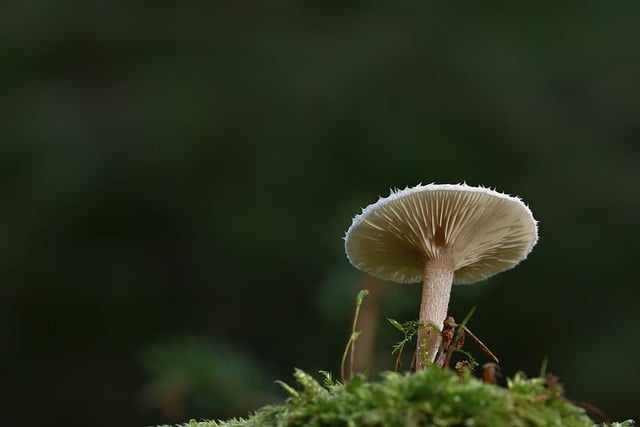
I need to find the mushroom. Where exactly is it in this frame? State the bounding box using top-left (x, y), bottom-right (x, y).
top-left (344, 183), bottom-right (538, 370)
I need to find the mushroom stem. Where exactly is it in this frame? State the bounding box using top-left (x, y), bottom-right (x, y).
top-left (416, 257), bottom-right (454, 370)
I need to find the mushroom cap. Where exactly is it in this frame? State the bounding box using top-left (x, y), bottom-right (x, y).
top-left (344, 183), bottom-right (538, 284)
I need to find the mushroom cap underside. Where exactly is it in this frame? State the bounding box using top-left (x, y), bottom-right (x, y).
top-left (344, 184), bottom-right (538, 284)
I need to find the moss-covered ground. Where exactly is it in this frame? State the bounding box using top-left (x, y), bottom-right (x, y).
top-left (159, 366), bottom-right (634, 427)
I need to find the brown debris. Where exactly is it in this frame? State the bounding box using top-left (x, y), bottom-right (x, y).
top-left (455, 360), bottom-right (473, 380)
top-left (482, 363), bottom-right (502, 384)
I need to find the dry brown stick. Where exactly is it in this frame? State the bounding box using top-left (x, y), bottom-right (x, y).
top-left (462, 325), bottom-right (499, 364)
top-left (435, 316), bottom-right (459, 368)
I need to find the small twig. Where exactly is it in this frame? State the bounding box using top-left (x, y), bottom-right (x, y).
top-left (571, 401), bottom-right (608, 423)
top-left (434, 316), bottom-right (457, 368)
top-left (462, 325), bottom-right (499, 364)
top-left (446, 308), bottom-right (476, 366)
top-left (434, 310), bottom-right (499, 369)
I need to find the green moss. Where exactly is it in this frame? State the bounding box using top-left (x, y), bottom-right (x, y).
top-left (162, 367), bottom-right (634, 427)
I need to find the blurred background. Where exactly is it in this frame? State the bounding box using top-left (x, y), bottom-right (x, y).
top-left (2, 1), bottom-right (639, 426)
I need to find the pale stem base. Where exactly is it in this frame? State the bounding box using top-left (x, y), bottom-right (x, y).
top-left (415, 257), bottom-right (454, 370)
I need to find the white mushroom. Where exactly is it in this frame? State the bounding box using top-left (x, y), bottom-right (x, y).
top-left (344, 183), bottom-right (538, 370)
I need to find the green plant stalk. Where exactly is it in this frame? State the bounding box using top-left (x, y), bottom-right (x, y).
top-left (340, 289), bottom-right (369, 382)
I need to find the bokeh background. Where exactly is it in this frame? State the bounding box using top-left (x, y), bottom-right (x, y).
top-left (2, 2), bottom-right (639, 426)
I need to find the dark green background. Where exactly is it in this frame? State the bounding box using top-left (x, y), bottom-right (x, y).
top-left (2, 2), bottom-right (639, 426)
